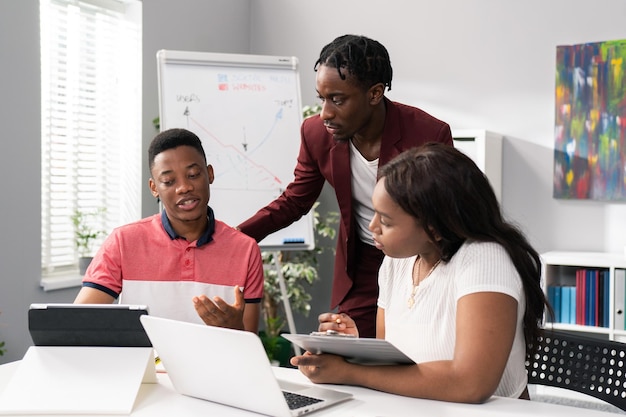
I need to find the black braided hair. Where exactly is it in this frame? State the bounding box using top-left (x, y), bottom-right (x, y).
top-left (314, 34), bottom-right (393, 91)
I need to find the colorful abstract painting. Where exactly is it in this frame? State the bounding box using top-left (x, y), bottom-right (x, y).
top-left (553, 39), bottom-right (626, 200)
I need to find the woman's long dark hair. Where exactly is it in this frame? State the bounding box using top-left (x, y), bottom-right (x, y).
top-left (379, 143), bottom-right (551, 357)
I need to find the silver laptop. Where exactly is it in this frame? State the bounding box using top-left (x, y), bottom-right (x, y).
top-left (140, 315), bottom-right (352, 417)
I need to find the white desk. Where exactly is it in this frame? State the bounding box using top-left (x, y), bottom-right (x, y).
top-left (0, 360), bottom-right (619, 416)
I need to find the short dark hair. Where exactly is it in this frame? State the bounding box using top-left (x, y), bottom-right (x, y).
top-left (315, 34), bottom-right (393, 91)
top-left (148, 128), bottom-right (207, 171)
top-left (379, 143), bottom-right (550, 360)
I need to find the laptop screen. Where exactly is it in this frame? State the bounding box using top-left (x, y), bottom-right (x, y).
top-left (28, 303), bottom-right (152, 347)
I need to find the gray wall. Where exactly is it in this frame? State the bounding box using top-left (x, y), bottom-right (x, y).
top-left (247, 0), bottom-right (626, 332)
top-left (0, 0), bottom-right (82, 365)
top-left (2, 0), bottom-right (626, 363)
top-left (248, 0), bottom-right (626, 256)
top-left (141, 0), bottom-right (252, 217)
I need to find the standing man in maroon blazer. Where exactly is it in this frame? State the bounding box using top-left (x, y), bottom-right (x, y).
top-left (238, 34), bottom-right (453, 338)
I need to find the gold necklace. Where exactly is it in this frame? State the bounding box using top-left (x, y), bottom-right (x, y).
top-left (407, 257), bottom-right (441, 309)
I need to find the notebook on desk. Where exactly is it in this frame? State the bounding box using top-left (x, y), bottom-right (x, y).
top-left (140, 315), bottom-right (353, 417)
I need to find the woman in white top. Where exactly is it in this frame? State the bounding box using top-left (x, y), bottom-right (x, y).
top-left (290, 143), bottom-right (550, 403)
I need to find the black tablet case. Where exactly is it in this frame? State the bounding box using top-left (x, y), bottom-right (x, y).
top-left (28, 304), bottom-right (152, 347)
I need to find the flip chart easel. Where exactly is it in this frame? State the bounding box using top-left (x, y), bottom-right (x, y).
top-left (156, 49), bottom-right (315, 251)
top-left (157, 50), bottom-right (318, 339)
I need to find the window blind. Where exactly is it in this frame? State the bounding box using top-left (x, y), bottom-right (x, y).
top-left (40, 0), bottom-right (142, 274)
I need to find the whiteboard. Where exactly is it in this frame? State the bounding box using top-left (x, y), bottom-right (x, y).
top-left (157, 50), bottom-right (314, 250)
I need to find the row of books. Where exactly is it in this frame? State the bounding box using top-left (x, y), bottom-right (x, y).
top-left (547, 268), bottom-right (611, 328)
top-left (547, 285), bottom-right (577, 325)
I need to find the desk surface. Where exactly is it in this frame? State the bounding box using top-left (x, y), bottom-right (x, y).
top-left (0, 360), bottom-right (619, 416)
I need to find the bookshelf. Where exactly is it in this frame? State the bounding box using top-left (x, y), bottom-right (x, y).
top-left (452, 129), bottom-right (502, 202)
top-left (541, 251), bottom-right (626, 341)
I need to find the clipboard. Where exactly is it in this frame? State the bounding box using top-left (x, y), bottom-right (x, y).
top-left (281, 333), bottom-right (414, 365)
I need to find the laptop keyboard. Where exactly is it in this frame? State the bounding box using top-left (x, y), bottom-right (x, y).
top-left (283, 391), bottom-right (323, 410)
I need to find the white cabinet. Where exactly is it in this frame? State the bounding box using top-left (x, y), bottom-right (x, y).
top-left (452, 129), bottom-right (503, 202)
top-left (541, 251), bottom-right (626, 341)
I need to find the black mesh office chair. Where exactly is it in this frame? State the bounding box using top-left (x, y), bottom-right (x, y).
top-left (526, 329), bottom-right (626, 411)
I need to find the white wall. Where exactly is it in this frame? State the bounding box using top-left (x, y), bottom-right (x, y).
top-left (249, 0), bottom-right (626, 254)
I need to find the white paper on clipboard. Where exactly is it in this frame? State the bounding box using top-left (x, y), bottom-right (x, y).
top-left (281, 333), bottom-right (414, 365)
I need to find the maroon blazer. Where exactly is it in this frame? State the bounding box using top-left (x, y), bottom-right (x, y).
top-left (238, 98), bottom-right (453, 308)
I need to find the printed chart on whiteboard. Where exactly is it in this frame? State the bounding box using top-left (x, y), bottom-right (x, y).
top-left (157, 50), bottom-right (314, 250)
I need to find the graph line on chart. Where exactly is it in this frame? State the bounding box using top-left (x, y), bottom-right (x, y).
top-left (186, 109), bottom-right (287, 191)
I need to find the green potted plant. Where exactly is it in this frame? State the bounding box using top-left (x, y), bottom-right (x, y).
top-left (259, 203), bottom-right (338, 366)
top-left (302, 104), bottom-right (322, 119)
top-left (71, 208), bottom-right (107, 275)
